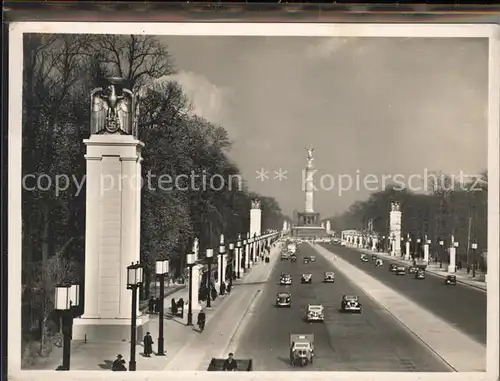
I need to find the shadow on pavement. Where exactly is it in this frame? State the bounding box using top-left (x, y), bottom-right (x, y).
top-left (98, 360), bottom-right (113, 370)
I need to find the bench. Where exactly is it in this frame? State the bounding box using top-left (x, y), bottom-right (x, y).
top-left (207, 358), bottom-right (253, 371)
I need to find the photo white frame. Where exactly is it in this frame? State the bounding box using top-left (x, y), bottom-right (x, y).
top-left (7, 21), bottom-right (499, 381)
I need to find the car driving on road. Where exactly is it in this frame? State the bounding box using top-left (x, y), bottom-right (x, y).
top-left (415, 269), bottom-right (426, 279)
top-left (389, 263), bottom-right (398, 272)
top-left (276, 292), bottom-right (291, 307)
top-left (301, 273), bottom-right (312, 284)
top-left (306, 304), bottom-right (324, 322)
top-left (341, 295), bottom-right (362, 313)
top-left (395, 266), bottom-right (406, 275)
top-left (280, 273), bottom-right (292, 285)
top-left (324, 272), bottom-right (335, 283)
top-left (360, 254), bottom-right (369, 262)
top-left (310, 256), bottom-right (316, 262)
top-left (445, 275), bottom-right (457, 285)
top-left (303, 256), bottom-right (310, 264)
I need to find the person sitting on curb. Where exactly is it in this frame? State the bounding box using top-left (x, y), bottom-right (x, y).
top-left (112, 354), bottom-right (127, 371)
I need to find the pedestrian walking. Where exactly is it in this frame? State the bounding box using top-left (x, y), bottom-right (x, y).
top-left (171, 297), bottom-right (177, 315)
top-left (148, 297), bottom-right (155, 315)
top-left (155, 297), bottom-right (162, 314)
top-left (112, 354), bottom-right (127, 371)
top-left (177, 298), bottom-right (184, 318)
top-left (143, 332), bottom-right (154, 357)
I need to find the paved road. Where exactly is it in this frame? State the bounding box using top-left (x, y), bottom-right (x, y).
top-left (235, 243), bottom-right (451, 371)
top-left (323, 243), bottom-right (486, 344)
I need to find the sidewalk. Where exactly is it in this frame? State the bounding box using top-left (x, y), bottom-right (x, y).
top-left (164, 242), bottom-right (283, 371)
top-left (352, 246), bottom-right (487, 291)
top-left (29, 246), bottom-right (281, 372)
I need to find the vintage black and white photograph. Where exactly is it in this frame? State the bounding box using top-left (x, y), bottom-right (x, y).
top-left (8, 22), bottom-right (499, 380)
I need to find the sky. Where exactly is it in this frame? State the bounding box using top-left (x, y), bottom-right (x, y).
top-left (157, 36), bottom-right (488, 218)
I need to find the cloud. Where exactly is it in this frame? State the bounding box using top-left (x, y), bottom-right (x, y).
top-left (159, 71), bottom-right (229, 125)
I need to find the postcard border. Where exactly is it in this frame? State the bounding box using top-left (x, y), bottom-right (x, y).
top-left (7, 22), bottom-right (499, 381)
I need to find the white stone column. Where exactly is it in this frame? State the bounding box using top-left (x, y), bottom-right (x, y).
top-left (245, 243), bottom-right (250, 269)
top-left (448, 247), bottom-right (457, 273)
top-left (389, 202), bottom-right (402, 256)
top-left (405, 241), bottom-right (411, 261)
top-left (188, 264), bottom-right (202, 316)
top-left (372, 238), bottom-right (377, 251)
top-left (326, 220), bottom-right (331, 234)
top-left (74, 135), bottom-right (146, 342)
top-left (217, 254), bottom-right (223, 288)
top-left (423, 243), bottom-right (430, 263)
top-left (81, 156), bottom-right (100, 318)
top-left (222, 254), bottom-right (228, 283)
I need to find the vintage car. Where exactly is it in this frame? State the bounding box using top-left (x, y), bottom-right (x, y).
top-left (341, 241), bottom-right (346, 246)
top-left (303, 256), bottom-right (310, 264)
top-left (280, 253), bottom-right (289, 261)
top-left (371, 254), bottom-right (377, 261)
top-left (324, 272), bottom-right (335, 283)
top-left (375, 258), bottom-right (383, 267)
top-left (360, 254), bottom-right (369, 262)
top-left (306, 304), bottom-right (324, 322)
top-left (290, 254), bottom-right (298, 262)
top-left (276, 292), bottom-right (292, 307)
top-left (280, 273), bottom-right (292, 285)
top-left (310, 256), bottom-right (316, 262)
top-left (408, 266), bottom-right (418, 274)
top-left (301, 273), bottom-right (313, 284)
top-left (289, 334), bottom-right (314, 367)
top-left (396, 266), bottom-right (406, 275)
top-left (445, 275), bottom-right (457, 285)
top-left (341, 295), bottom-right (362, 313)
top-left (389, 263), bottom-right (398, 272)
top-left (415, 269), bottom-right (426, 279)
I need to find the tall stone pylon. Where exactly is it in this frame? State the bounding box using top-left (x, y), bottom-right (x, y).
top-left (389, 202), bottom-right (402, 256)
top-left (326, 220), bottom-right (331, 234)
top-left (74, 77), bottom-right (148, 342)
top-left (250, 199), bottom-right (262, 240)
top-left (304, 148), bottom-right (315, 213)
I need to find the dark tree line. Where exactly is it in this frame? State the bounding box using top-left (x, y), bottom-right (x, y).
top-left (21, 34), bottom-right (285, 364)
top-left (330, 171), bottom-right (488, 265)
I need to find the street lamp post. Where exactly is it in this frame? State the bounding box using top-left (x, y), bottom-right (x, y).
top-left (218, 234), bottom-right (226, 296)
top-left (186, 252), bottom-right (196, 326)
top-left (236, 234), bottom-right (242, 279)
top-left (471, 242), bottom-right (478, 277)
top-left (155, 259), bottom-right (169, 356)
top-left (228, 243), bottom-right (235, 293)
top-left (439, 240), bottom-right (444, 268)
top-left (126, 262), bottom-right (144, 371)
top-left (206, 248), bottom-right (214, 307)
top-left (253, 233), bottom-right (257, 262)
top-left (54, 283), bottom-right (80, 371)
top-left (243, 236), bottom-right (248, 272)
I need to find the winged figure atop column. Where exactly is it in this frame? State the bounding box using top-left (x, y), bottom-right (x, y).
top-left (90, 77), bottom-right (135, 135)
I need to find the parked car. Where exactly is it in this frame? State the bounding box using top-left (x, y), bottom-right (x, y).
top-left (445, 275), bottom-right (457, 285)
